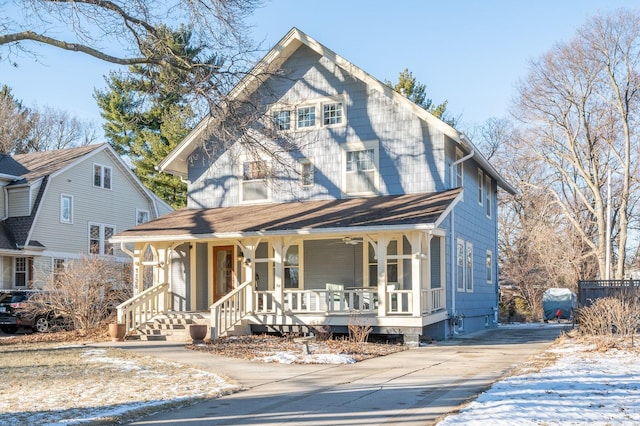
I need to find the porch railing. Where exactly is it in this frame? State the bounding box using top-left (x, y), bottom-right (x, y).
top-left (210, 280), bottom-right (253, 340)
top-left (117, 282), bottom-right (170, 334)
top-left (421, 288), bottom-right (446, 314)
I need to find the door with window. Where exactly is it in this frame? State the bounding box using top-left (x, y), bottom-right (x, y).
top-left (213, 246), bottom-right (235, 302)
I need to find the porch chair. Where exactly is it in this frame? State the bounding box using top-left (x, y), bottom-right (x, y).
top-left (325, 283), bottom-right (347, 311)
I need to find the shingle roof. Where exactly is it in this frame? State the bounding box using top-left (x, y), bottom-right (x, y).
top-left (10, 144), bottom-right (104, 183)
top-left (113, 188), bottom-right (462, 242)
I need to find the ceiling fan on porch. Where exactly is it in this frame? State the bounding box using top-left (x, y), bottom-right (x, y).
top-left (341, 237), bottom-right (362, 245)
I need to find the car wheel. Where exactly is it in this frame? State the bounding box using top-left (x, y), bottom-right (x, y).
top-left (33, 316), bottom-right (51, 333)
top-left (0, 325), bottom-right (18, 334)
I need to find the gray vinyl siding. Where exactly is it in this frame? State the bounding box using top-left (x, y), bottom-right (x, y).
top-left (187, 45), bottom-right (448, 208)
top-left (7, 186), bottom-right (30, 217)
top-left (30, 149), bottom-right (160, 258)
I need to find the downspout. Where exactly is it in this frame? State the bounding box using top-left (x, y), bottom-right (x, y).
top-left (449, 147), bottom-right (475, 333)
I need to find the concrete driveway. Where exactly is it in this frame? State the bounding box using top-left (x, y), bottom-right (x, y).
top-left (126, 324), bottom-right (567, 426)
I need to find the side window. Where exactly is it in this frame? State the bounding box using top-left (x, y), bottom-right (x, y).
top-left (465, 242), bottom-right (474, 292)
top-left (89, 223), bottom-right (116, 256)
top-left (241, 160), bottom-right (269, 202)
top-left (136, 209), bottom-right (150, 225)
top-left (486, 250), bottom-right (493, 283)
top-left (94, 164), bottom-right (112, 189)
top-left (485, 175), bottom-right (492, 218)
top-left (60, 194), bottom-right (73, 224)
top-left (344, 141), bottom-right (379, 195)
top-left (456, 238), bottom-right (464, 291)
top-left (478, 170), bottom-right (484, 205)
top-left (300, 159), bottom-right (314, 187)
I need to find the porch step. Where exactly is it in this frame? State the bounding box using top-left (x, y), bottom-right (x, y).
top-left (126, 312), bottom-right (209, 342)
top-left (224, 319), bottom-right (251, 337)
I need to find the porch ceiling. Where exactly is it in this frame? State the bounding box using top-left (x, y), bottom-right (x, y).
top-left (112, 188), bottom-right (462, 243)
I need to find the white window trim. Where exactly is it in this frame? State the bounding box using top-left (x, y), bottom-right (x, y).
top-left (93, 163), bottom-right (112, 190)
top-left (299, 158), bottom-right (314, 187)
top-left (342, 139), bottom-right (380, 196)
top-left (268, 95), bottom-right (347, 132)
top-left (14, 257), bottom-right (29, 287)
top-left (478, 170), bottom-right (484, 206)
top-left (465, 241), bottom-right (474, 293)
top-left (485, 175), bottom-right (492, 218)
top-left (238, 158), bottom-right (271, 204)
top-left (456, 238), bottom-right (465, 292)
top-left (60, 193), bottom-right (73, 224)
top-left (88, 222), bottom-right (116, 256)
top-left (486, 249), bottom-right (493, 284)
top-left (283, 243), bottom-right (303, 289)
top-left (455, 148), bottom-right (463, 188)
top-left (136, 208), bottom-right (150, 225)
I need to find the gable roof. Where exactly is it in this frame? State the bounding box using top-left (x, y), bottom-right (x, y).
top-left (11, 144), bottom-right (104, 184)
top-left (112, 188), bottom-right (462, 243)
top-left (157, 27), bottom-right (515, 195)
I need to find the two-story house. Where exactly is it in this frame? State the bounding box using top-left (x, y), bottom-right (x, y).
top-left (112, 28), bottom-right (515, 344)
top-left (0, 144), bottom-right (172, 290)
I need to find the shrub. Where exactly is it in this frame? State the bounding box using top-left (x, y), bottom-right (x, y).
top-left (348, 314), bottom-right (372, 343)
top-left (576, 297), bottom-right (640, 339)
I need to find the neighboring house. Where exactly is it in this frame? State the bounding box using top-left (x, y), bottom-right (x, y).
top-left (112, 28), bottom-right (516, 344)
top-left (0, 144), bottom-right (172, 289)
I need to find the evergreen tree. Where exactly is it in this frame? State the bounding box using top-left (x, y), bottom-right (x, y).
top-left (386, 69), bottom-right (457, 127)
top-left (95, 27), bottom-right (205, 209)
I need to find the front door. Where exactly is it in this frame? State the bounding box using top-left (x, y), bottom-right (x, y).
top-left (213, 246), bottom-right (235, 302)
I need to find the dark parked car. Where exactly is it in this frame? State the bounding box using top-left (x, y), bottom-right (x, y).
top-left (0, 290), bottom-right (67, 333)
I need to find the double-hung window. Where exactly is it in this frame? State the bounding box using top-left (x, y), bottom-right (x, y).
top-left (465, 242), bottom-right (473, 292)
top-left (89, 223), bottom-right (115, 256)
top-left (485, 175), bottom-right (492, 217)
top-left (60, 194), bottom-right (73, 224)
top-left (241, 160), bottom-right (269, 202)
top-left (478, 170), bottom-right (484, 205)
top-left (344, 140), bottom-right (378, 195)
top-left (456, 239), bottom-right (465, 291)
top-left (94, 164), bottom-right (112, 189)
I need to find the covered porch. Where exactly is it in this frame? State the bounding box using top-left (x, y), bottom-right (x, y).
top-left (112, 190), bottom-right (461, 343)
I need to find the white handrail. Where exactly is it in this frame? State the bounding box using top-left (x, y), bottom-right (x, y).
top-left (116, 282), bottom-right (170, 334)
top-left (210, 280), bottom-right (253, 340)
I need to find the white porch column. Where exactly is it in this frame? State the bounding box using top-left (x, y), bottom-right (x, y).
top-left (272, 238), bottom-right (284, 316)
top-left (410, 232), bottom-right (422, 317)
top-left (241, 244), bottom-right (256, 312)
top-left (376, 235), bottom-right (388, 317)
top-left (189, 243), bottom-right (197, 311)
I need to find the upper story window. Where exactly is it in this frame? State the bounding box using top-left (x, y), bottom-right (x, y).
top-left (241, 160), bottom-right (269, 203)
top-left (268, 95), bottom-right (346, 132)
top-left (136, 209), bottom-right (150, 225)
top-left (455, 149), bottom-right (463, 187)
top-left (344, 140), bottom-right (379, 196)
top-left (89, 223), bottom-right (115, 256)
top-left (296, 106), bottom-right (316, 128)
top-left (94, 164), bottom-right (112, 189)
top-left (60, 194), bottom-right (73, 224)
top-left (485, 174), bottom-right (492, 218)
top-left (300, 159), bottom-right (314, 187)
top-left (478, 170), bottom-right (484, 205)
top-left (323, 101), bottom-right (343, 125)
top-left (271, 109), bottom-right (291, 130)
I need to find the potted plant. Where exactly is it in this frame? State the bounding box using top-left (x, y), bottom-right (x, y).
top-left (189, 324), bottom-right (208, 344)
top-left (108, 323), bottom-right (126, 342)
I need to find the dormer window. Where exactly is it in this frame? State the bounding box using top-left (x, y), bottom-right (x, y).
top-left (268, 95), bottom-right (346, 132)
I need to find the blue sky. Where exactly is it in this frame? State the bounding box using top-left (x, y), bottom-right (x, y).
top-left (1, 0), bottom-right (637, 131)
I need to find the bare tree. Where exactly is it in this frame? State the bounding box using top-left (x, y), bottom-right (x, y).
top-left (513, 9), bottom-right (640, 280)
top-left (0, 84), bottom-right (34, 153)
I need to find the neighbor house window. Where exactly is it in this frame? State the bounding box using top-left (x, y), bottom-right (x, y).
top-left (344, 140), bottom-right (379, 195)
top-left (53, 258), bottom-right (65, 283)
top-left (465, 241), bottom-right (473, 292)
top-left (485, 175), bottom-right (492, 217)
top-left (456, 238), bottom-right (464, 291)
top-left (60, 194), bottom-right (73, 224)
top-left (136, 209), bottom-right (150, 225)
top-left (89, 223), bottom-right (115, 255)
top-left (486, 250), bottom-right (493, 283)
top-left (478, 170), bottom-right (484, 206)
top-left (15, 257), bottom-right (29, 287)
top-left (323, 101), bottom-right (343, 125)
top-left (241, 160), bottom-right (269, 202)
top-left (94, 164), bottom-right (112, 189)
top-left (296, 106), bottom-right (316, 128)
top-left (271, 109), bottom-right (291, 130)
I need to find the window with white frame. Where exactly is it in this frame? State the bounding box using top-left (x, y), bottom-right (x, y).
top-left (89, 223), bottom-right (115, 255)
top-left (478, 170), bottom-right (484, 205)
top-left (465, 241), bottom-right (474, 292)
top-left (296, 105), bottom-right (316, 129)
top-left (241, 160), bottom-right (269, 202)
top-left (485, 174), bottom-right (491, 217)
top-left (53, 258), bottom-right (65, 283)
top-left (323, 101), bottom-right (343, 125)
top-left (15, 257), bottom-right (29, 287)
top-left (136, 209), bottom-right (150, 225)
top-left (344, 140), bottom-right (378, 195)
top-left (455, 149), bottom-right (463, 187)
top-left (366, 240), bottom-right (400, 287)
top-left (271, 109), bottom-right (291, 130)
top-left (486, 250), bottom-right (493, 283)
top-left (284, 245), bottom-right (300, 288)
top-left (94, 164), bottom-right (112, 189)
top-left (60, 194), bottom-right (73, 224)
top-left (456, 238), bottom-right (465, 291)
top-left (299, 159), bottom-right (314, 187)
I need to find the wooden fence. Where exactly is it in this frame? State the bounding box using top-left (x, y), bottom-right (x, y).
top-left (577, 280), bottom-right (640, 306)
